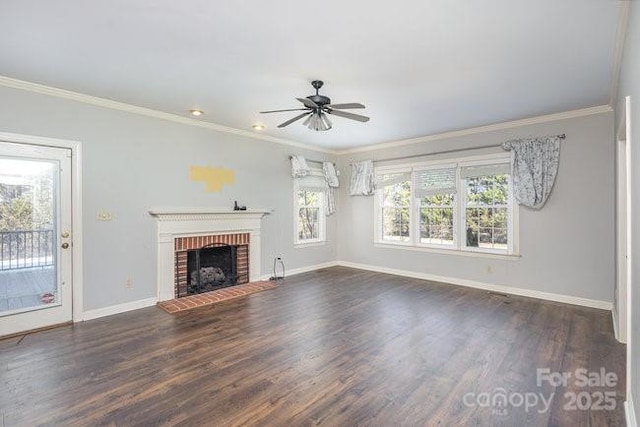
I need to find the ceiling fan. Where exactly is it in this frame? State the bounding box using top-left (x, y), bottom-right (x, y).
top-left (260, 80), bottom-right (369, 131)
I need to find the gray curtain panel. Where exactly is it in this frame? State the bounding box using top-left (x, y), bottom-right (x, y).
top-left (502, 136), bottom-right (561, 209)
top-left (349, 160), bottom-right (375, 196)
top-left (323, 162), bottom-right (340, 216)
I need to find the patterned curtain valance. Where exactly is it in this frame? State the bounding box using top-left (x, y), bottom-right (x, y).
top-left (502, 136), bottom-right (561, 209)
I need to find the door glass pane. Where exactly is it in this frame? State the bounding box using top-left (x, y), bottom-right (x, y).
top-left (0, 157), bottom-right (58, 314)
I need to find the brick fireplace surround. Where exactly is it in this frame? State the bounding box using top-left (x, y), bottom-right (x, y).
top-left (149, 209), bottom-right (270, 302)
top-left (174, 233), bottom-right (249, 298)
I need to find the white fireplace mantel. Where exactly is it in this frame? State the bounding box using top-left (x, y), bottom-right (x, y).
top-left (149, 208), bottom-right (271, 301)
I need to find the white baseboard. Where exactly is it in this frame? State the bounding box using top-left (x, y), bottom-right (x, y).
top-left (611, 307), bottom-right (627, 343)
top-left (78, 261), bottom-right (612, 320)
top-left (81, 297), bottom-right (157, 321)
top-left (627, 395), bottom-right (638, 427)
top-left (260, 261), bottom-right (339, 281)
top-left (335, 261), bottom-right (612, 310)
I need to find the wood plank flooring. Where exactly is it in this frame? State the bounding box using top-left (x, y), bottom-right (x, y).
top-left (0, 267), bottom-right (626, 426)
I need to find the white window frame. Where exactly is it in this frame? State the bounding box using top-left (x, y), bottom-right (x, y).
top-left (373, 153), bottom-right (519, 258)
top-left (458, 157), bottom-right (516, 255)
top-left (293, 170), bottom-right (326, 247)
top-left (374, 167), bottom-right (413, 246)
top-left (413, 163), bottom-right (458, 250)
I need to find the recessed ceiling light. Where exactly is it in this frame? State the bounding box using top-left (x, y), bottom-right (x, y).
top-left (252, 124), bottom-right (265, 131)
top-left (189, 109), bottom-right (204, 117)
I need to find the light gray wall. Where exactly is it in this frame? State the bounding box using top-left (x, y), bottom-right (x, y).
top-left (615, 1), bottom-right (639, 419)
top-left (337, 112), bottom-right (614, 303)
top-left (0, 86), bottom-right (337, 310)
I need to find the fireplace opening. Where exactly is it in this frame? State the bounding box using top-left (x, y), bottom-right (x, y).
top-left (186, 243), bottom-right (238, 294)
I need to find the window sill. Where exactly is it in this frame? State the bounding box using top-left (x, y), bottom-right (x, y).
top-left (294, 241), bottom-right (327, 248)
top-left (373, 242), bottom-right (521, 260)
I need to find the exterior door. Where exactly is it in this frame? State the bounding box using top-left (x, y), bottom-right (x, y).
top-left (0, 141), bottom-right (73, 336)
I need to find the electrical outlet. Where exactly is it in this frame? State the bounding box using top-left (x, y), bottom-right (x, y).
top-left (125, 278), bottom-right (133, 288)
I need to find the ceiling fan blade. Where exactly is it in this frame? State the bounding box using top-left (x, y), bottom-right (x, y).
top-left (326, 103), bottom-right (365, 109)
top-left (260, 108), bottom-right (309, 114)
top-left (278, 112), bottom-right (312, 128)
top-left (296, 97), bottom-right (318, 108)
top-left (326, 109), bottom-right (370, 123)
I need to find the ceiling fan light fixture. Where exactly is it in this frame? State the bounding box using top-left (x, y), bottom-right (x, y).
top-left (321, 113), bottom-right (332, 130)
top-left (305, 112), bottom-right (330, 131)
top-left (302, 114), bottom-right (313, 127)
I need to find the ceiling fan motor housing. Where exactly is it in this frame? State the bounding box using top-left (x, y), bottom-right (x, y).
top-left (308, 94), bottom-right (331, 107)
top-left (309, 80), bottom-right (330, 107)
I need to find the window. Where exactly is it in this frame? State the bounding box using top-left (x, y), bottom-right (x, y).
top-left (462, 166), bottom-right (510, 251)
top-left (294, 172), bottom-right (326, 245)
top-left (414, 166), bottom-right (457, 247)
top-left (374, 155), bottom-right (516, 256)
top-left (379, 171), bottom-right (411, 242)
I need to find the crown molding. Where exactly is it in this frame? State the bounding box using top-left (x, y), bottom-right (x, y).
top-left (337, 105), bottom-right (613, 155)
top-left (609, 1), bottom-right (630, 107)
top-left (0, 75), bottom-right (337, 155)
top-left (0, 75), bottom-right (614, 157)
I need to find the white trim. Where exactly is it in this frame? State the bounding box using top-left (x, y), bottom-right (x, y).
top-left (294, 241), bottom-right (328, 248)
top-left (625, 95), bottom-right (633, 400)
top-left (0, 75), bottom-right (334, 155)
top-left (0, 75), bottom-right (613, 155)
top-left (82, 297), bottom-right (157, 321)
top-left (335, 261), bottom-right (612, 310)
top-left (373, 243), bottom-right (521, 260)
top-left (615, 135), bottom-right (629, 343)
top-left (375, 153), bottom-right (510, 171)
top-left (293, 179), bottom-right (327, 246)
top-left (612, 307), bottom-right (620, 342)
top-left (260, 261), bottom-right (339, 281)
top-left (0, 131), bottom-right (84, 322)
top-left (627, 396), bottom-right (638, 427)
top-left (148, 208), bottom-right (272, 221)
top-left (610, 2), bottom-right (630, 107)
top-left (338, 105), bottom-right (612, 155)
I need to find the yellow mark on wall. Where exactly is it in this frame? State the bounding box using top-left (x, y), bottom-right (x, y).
top-left (189, 166), bottom-right (235, 192)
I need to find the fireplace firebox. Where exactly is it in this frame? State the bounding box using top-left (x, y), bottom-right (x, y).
top-left (186, 243), bottom-right (238, 294)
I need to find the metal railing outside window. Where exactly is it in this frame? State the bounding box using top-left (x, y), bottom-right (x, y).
top-left (0, 230), bottom-right (54, 270)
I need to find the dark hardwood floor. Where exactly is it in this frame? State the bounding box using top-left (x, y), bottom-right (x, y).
top-left (0, 267), bottom-right (626, 426)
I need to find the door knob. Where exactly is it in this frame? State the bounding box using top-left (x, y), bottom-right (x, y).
top-left (61, 242), bottom-right (70, 249)
top-left (61, 231), bottom-right (70, 238)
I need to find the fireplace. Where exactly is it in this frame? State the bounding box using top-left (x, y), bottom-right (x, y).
top-left (187, 243), bottom-right (237, 294)
top-left (149, 209), bottom-right (269, 302)
top-left (174, 233), bottom-right (250, 298)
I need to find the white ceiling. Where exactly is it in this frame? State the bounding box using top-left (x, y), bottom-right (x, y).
top-left (0, 0), bottom-right (621, 150)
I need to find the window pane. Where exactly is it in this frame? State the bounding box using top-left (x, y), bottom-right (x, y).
top-left (382, 207), bottom-right (410, 242)
top-left (465, 173), bottom-right (510, 250)
top-left (298, 190), bottom-right (319, 207)
top-left (382, 181), bottom-right (410, 207)
top-left (298, 207), bottom-right (319, 240)
top-left (419, 193), bottom-right (454, 245)
top-left (380, 177), bottom-right (411, 243)
top-left (420, 207), bottom-right (454, 245)
top-left (466, 174), bottom-right (508, 207)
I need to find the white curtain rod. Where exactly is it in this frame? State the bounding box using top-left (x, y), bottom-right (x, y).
top-left (350, 133), bottom-right (566, 165)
